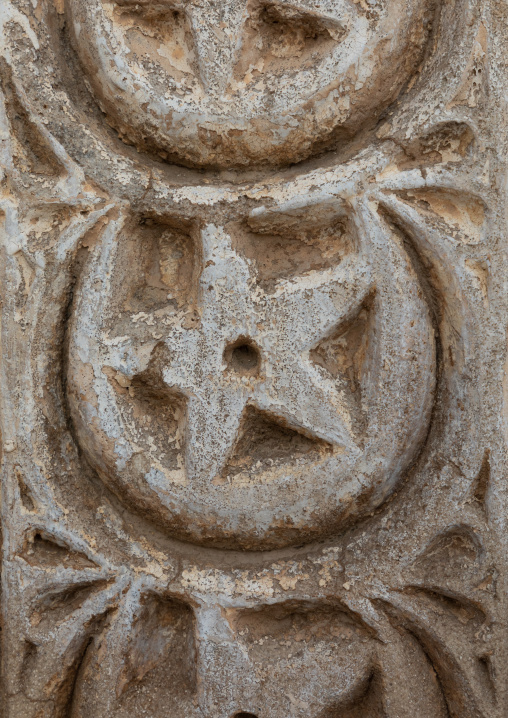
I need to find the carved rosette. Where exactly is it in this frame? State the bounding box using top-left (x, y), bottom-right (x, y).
top-left (1, 1), bottom-right (507, 717)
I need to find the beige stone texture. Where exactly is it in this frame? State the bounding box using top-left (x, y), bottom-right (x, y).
top-left (0, 0), bottom-right (508, 716)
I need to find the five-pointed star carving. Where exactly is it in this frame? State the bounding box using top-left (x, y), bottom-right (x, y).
top-left (106, 222), bottom-right (372, 487)
top-left (117, 0), bottom-right (351, 93)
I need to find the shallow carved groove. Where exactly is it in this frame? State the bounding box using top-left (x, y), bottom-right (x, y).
top-left (20, 640), bottom-right (38, 687)
top-left (64, 636), bottom-right (95, 718)
top-left (472, 449), bottom-right (491, 510)
top-left (402, 586), bottom-right (487, 626)
top-left (35, 582), bottom-right (110, 632)
top-left (15, 466), bottom-right (37, 512)
top-left (0, 62), bottom-right (61, 179)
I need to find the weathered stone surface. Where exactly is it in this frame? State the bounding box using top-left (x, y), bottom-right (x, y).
top-left (66, 0), bottom-right (435, 168)
top-left (1, 0), bottom-right (507, 716)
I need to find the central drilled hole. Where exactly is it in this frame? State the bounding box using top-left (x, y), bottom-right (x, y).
top-left (233, 713), bottom-right (259, 718)
top-left (230, 342), bottom-right (260, 374)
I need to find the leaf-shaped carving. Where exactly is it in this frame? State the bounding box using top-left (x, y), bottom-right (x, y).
top-left (0, 61), bottom-right (62, 182)
top-left (22, 532), bottom-right (99, 570)
top-left (405, 525), bottom-right (484, 591)
top-left (70, 587), bottom-right (199, 718)
top-left (391, 122), bottom-right (475, 171)
top-left (375, 595), bottom-right (494, 718)
top-left (394, 188), bottom-right (486, 245)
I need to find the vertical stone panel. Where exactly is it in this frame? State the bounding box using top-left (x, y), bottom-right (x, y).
top-left (1, 1), bottom-right (508, 716)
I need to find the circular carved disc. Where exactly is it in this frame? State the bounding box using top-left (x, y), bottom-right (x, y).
top-left (67, 197), bottom-right (436, 550)
top-left (66, 0), bottom-right (436, 168)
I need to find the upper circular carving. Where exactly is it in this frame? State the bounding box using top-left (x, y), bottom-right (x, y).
top-left (66, 0), bottom-right (436, 169)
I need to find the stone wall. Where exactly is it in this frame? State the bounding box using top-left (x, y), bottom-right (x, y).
top-left (1, 1), bottom-right (507, 716)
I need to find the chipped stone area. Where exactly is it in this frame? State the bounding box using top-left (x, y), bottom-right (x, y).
top-left (1, 0), bottom-right (508, 717)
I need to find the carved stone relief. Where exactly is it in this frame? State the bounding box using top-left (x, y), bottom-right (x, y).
top-left (0, 0), bottom-right (507, 717)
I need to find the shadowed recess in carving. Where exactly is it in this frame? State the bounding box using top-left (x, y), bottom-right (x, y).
top-left (395, 188), bottom-right (486, 245)
top-left (21, 640), bottom-right (38, 687)
top-left (22, 532), bottom-right (98, 570)
top-left (232, 218), bottom-right (355, 293)
top-left (406, 525), bottom-right (484, 587)
top-left (103, 343), bottom-right (187, 488)
top-left (310, 294), bottom-right (374, 438)
top-left (218, 405), bottom-right (333, 484)
top-left (34, 581), bottom-right (110, 631)
top-left (391, 122), bottom-right (475, 171)
top-left (114, 1), bottom-right (197, 85)
top-left (224, 337), bottom-right (262, 376)
top-left (71, 596), bottom-right (198, 717)
top-left (477, 653), bottom-right (496, 702)
top-left (375, 594), bottom-right (495, 718)
top-left (472, 449), bottom-right (491, 510)
top-left (0, 62), bottom-right (62, 179)
top-left (14, 465), bottom-right (37, 511)
top-left (222, 600), bottom-right (377, 715)
top-left (62, 620), bottom-right (118, 718)
top-left (117, 597), bottom-right (196, 699)
top-left (402, 586), bottom-right (487, 626)
top-left (123, 217), bottom-right (198, 313)
top-left (235, 0), bottom-right (347, 81)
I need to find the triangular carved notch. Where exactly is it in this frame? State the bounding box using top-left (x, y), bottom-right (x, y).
top-left (22, 531), bottom-right (99, 570)
top-left (220, 405), bottom-right (333, 482)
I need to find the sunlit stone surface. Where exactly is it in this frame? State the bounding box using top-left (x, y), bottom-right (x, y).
top-left (1, 0), bottom-right (507, 716)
